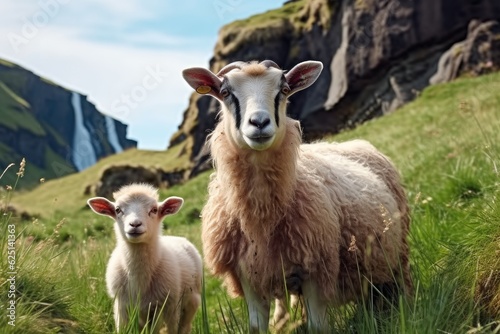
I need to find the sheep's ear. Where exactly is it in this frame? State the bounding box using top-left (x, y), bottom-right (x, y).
top-left (87, 197), bottom-right (116, 218)
top-left (285, 61), bottom-right (323, 96)
top-left (182, 67), bottom-right (222, 100)
top-left (158, 196), bottom-right (184, 217)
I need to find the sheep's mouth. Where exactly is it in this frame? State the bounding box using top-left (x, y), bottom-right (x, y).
top-left (243, 133), bottom-right (275, 151)
top-left (248, 135), bottom-right (273, 143)
top-left (126, 232), bottom-right (144, 238)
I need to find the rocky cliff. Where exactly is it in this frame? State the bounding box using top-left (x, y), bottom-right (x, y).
top-left (170, 0), bottom-right (500, 175)
top-left (0, 59), bottom-right (136, 188)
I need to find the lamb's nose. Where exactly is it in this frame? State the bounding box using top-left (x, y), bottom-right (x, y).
top-left (249, 112), bottom-right (271, 129)
top-left (129, 220), bottom-right (142, 228)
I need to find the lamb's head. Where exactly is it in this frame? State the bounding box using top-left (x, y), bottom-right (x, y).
top-left (87, 184), bottom-right (183, 244)
top-left (182, 60), bottom-right (323, 151)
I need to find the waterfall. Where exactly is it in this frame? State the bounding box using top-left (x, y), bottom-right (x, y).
top-left (71, 92), bottom-right (97, 171)
top-left (105, 115), bottom-right (123, 153)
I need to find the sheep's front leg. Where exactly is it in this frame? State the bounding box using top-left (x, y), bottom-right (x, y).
top-left (271, 297), bottom-right (289, 328)
top-left (114, 299), bottom-right (129, 332)
top-left (178, 293), bottom-right (201, 334)
top-left (302, 280), bottom-right (329, 333)
top-left (164, 306), bottom-right (180, 334)
top-left (240, 275), bottom-right (270, 333)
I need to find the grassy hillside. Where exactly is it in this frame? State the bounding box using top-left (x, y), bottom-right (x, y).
top-left (9, 142), bottom-right (191, 218)
top-left (216, 0), bottom-right (332, 57)
top-left (1, 71), bottom-right (499, 333)
top-left (0, 60), bottom-right (52, 189)
top-left (0, 77), bottom-right (79, 189)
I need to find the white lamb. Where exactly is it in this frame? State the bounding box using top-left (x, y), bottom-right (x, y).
top-left (87, 183), bottom-right (202, 334)
top-left (182, 60), bottom-right (412, 333)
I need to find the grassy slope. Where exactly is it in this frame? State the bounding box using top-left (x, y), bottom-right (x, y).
top-left (9, 142), bottom-right (191, 217)
top-left (223, 0), bottom-right (332, 31)
top-left (0, 63), bottom-right (67, 189)
top-left (216, 0), bottom-right (332, 58)
top-left (0, 61), bottom-right (79, 190)
top-left (226, 0), bottom-right (306, 29)
top-left (1, 72), bottom-right (499, 333)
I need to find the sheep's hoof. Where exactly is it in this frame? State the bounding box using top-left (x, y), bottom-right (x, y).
top-left (270, 312), bottom-right (290, 331)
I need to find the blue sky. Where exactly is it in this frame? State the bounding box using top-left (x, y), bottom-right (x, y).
top-left (0, 0), bottom-right (284, 149)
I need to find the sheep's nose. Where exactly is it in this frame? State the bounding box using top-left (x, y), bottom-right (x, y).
top-left (249, 112), bottom-right (271, 129)
top-left (129, 220), bottom-right (142, 228)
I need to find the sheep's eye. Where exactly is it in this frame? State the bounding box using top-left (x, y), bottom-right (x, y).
top-left (281, 86), bottom-right (291, 95)
top-left (220, 89), bottom-right (230, 98)
top-left (149, 207), bottom-right (158, 215)
top-left (115, 207), bottom-right (122, 214)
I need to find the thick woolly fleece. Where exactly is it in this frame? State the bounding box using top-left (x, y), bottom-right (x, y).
top-left (202, 118), bottom-right (411, 305)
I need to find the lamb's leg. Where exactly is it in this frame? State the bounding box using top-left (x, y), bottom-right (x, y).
top-left (302, 280), bottom-right (328, 333)
top-left (240, 274), bottom-right (270, 333)
top-left (178, 293), bottom-right (201, 334)
top-left (164, 304), bottom-right (180, 334)
top-left (272, 294), bottom-right (307, 330)
top-left (114, 299), bottom-right (128, 332)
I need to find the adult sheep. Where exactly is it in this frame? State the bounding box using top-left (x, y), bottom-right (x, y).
top-left (182, 60), bottom-right (411, 332)
top-left (87, 183), bottom-right (202, 334)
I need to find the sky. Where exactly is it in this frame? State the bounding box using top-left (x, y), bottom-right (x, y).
top-left (0, 0), bottom-right (285, 150)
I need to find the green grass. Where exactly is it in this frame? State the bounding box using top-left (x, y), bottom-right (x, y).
top-left (226, 0), bottom-right (307, 30)
top-left (0, 147), bottom-right (77, 195)
top-left (1, 71), bottom-right (500, 333)
top-left (0, 64), bottom-right (73, 190)
top-left (9, 142), bottom-right (191, 217)
top-left (217, 0), bottom-right (333, 57)
top-left (0, 64), bottom-right (30, 107)
top-left (0, 82), bottom-right (44, 136)
top-left (0, 81), bottom-right (30, 109)
top-left (0, 59), bottom-right (15, 67)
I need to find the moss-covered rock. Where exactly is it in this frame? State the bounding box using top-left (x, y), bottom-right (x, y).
top-left (170, 0), bottom-right (500, 177)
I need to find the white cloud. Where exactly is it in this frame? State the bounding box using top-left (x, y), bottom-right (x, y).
top-left (0, 0), bottom-right (217, 149)
top-left (0, 0), bottom-right (285, 149)
top-left (79, 0), bottom-right (152, 19)
top-left (0, 22), bottom-right (211, 149)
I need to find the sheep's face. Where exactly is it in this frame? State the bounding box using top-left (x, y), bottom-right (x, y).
top-left (221, 67), bottom-right (284, 150)
top-left (87, 193), bottom-right (183, 244)
top-left (113, 196), bottom-right (158, 243)
top-left (182, 60), bottom-right (323, 151)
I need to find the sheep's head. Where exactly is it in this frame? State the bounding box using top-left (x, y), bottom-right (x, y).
top-left (182, 60), bottom-right (323, 151)
top-left (87, 184), bottom-right (183, 244)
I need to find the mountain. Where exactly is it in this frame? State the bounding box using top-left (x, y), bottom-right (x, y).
top-left (170, 0), bottom-right (500, 176)
top-left (0, 59), bottom-right (137, 188)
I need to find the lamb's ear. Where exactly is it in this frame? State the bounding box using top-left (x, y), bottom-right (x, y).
top-left (87, 197), bottom-right (116, 218)
top-left (158, 196), bottom-right (184, 218)
top-left (182, 67), bottom-right (222, 100)
top-left (285, 61), bottom-right (323, 96)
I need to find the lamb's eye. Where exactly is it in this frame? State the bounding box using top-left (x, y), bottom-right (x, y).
top-left (220, 89), bottom-right (230, 98)
top-left (115, 207), bottom-right (122, 214)
top-left (149, 207), bottom-right (158, 215)
top-left (281, 86), bottom-right (291, 95)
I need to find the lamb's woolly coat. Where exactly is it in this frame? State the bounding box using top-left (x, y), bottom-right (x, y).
top-left (107, 236), bottom-right (202, 331)
top-left (103, 184), bottom-right (202, 333)
top-left (202, 118), bottom-right (411, 304)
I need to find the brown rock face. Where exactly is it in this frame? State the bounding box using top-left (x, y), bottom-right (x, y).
top-left (171, 0), bottom-right (500, 175)
top-left (94, 165), bottom-right (162, 199)
top-left (431, 20), bottom-right (500, 84)
top-left (91, 165), bottom-right (188, 199)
